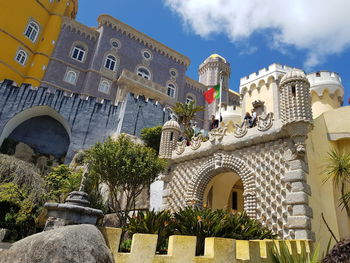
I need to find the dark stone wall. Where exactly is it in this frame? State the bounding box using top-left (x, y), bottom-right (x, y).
top-left (9, 116), bottom-right (70, 157)
top-left (119, 93), bottom-right (171, 137)
top-left (0, 81), bottom-right (120, 161)
top-left (43, 22), bottom-right (188, 103)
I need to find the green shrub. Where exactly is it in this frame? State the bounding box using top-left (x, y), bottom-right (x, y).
top-left (173, 207), bottom-right (276, 255)
top-left (268, 242), bottom-right (319, 263)
top-left (124, 207), bottom-right (276, 255)
top-left (120, 239), bottom-right (132, 252)
top-left (140, 126), bottom-right (162, 153)
top-left (125, 210), bottom-right (174, 252)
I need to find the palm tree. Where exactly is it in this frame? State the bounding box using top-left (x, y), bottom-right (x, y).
top-left (323, 150), bottom-right (350, 217)
top-left (171, 101), bottom-right (204, 139)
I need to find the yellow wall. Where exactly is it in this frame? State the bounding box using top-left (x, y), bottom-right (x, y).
top-left (307, 106), bottom-right (350, 252)
top-left (0, 0), bottom-right (77, 86)
top-left (243, 84), bottom-right (274, 115)
top-left (203, 172), bottom-right (244, 211)
top-left (311, 91), bottom-right (341, 119)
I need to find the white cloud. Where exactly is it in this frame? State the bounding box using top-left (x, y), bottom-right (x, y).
top-left (163, 0), bottom-right (350, 69)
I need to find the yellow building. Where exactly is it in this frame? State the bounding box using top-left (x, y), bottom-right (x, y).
top-left (0, 0), bottom-right (78, 86)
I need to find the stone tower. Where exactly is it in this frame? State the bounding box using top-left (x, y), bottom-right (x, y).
top-left (159, 119), bottom-right (181, 159)
top-left (280, 69), bottom-right (313, 154)
top-left (279, 69), bottom-right (314, 240)
top-left (199, 54), bottom-right (231, 119)
top-left (307, 71), bottom-right (344, 119)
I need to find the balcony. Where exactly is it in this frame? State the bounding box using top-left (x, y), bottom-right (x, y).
top-left (117, 69), bottom-right (175, 105)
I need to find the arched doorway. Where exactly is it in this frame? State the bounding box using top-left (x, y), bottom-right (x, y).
top-left (203, 172), bottom-right (244, 211)
top-left (185, 154), bottom-right (256, 218)
top-left (0, 106), bottom-right (71, 158)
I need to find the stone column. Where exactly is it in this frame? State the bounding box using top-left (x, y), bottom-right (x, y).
top-left (284, 156), bottom-right (314, 240)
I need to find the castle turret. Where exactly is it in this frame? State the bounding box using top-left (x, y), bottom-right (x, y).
top-left (280, 69), bottom-right (314, 240)
top-left (199, 54), bottom-right (231, 119)
top-left (280, 69), bottom-right (313, 155)
top-left (307, 71), bottom-right (344, 118)
top-left (159, 120), bottom-right (181, 159)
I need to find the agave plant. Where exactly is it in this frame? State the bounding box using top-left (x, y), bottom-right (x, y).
top-left (268, 242), bottom-right (319, 263)
top-left (124, 210), bottom-right (174, 252)
top-left (173, 207), bottom-right (276, 255)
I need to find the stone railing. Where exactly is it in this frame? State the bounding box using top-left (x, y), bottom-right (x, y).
top-left (175, 113), bottom-right (275, 155)
top-left (100, 227), bottom-right (312, 263)
top-left (117, 70), bottom-right (176, 105)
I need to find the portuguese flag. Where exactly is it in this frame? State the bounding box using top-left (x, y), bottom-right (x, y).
top-left (203, 84), bottom-right (220, 104)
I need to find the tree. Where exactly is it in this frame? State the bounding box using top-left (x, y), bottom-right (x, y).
top-left (86, 135), bottom-right (167, 227)
top-left (171, 101), bottom-right (204, 139)
top-left (44, 165), bottom-right (82, 203)
top-left (323, 150), bottom-right (350, 217)
top-left (140, 126), bottom-right (162, 153)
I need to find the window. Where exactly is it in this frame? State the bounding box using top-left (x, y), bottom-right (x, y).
top-left (71, 46), bottom-right (86, 62)
top-left (170, 69), bottom-right (178, 78)
top-left (24, 21), bottom-right (39, 42)
top-left (316, 72), bottom-right (321, 77)
top-left (99, 80), bottom-right (111, 94)
top-left (167, 83), bottom-right (176, 98)
top-left (142, 49), bottom-right (153, 60)
top-left (64, 70), bottom-right (77, 85)
top-left (170, 132), bottom-right (174, 141)
top-left (291, 85), bottom-right (296, 97)
top-left (15, 50), bottom-right (27, 65)
top-left (104, 55), bottom-right (116, 71)
top-left (232, 192), bottom-right (238, 210)
top-left (137, 67), bottom-right (150, 79)
top-left (186, 96), bottom-right (194, 104)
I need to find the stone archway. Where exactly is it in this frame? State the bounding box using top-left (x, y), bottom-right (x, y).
top-left (0, 105), bottom-right (71, 146)
top-left (0, 106), bottom-right (71, 158)
top-left (185, 153), bottom-right (256, 218)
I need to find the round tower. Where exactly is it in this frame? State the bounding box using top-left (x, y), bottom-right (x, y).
top-left (280, 69), bottom-right (313, 155)
top-left (307, 71), bottom-right (344, 118)
top-left (199, 54), bottom-right (231, 119)
top-left (159, 119), bottom-right (181, 159)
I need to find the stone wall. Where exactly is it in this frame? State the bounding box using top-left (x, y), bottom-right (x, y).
top-left (0, 80), bottom-right (120, 161)
top-left (166, 136), bottom-right (293, 239)
top-left (100, 227), bottom-right (313, 263)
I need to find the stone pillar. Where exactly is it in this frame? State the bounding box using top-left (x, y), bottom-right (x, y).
top-left (284, 157), bottom-right (314, 240)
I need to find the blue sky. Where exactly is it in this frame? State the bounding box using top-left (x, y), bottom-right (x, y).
top-left (77, 0), bottom-right (350, 103)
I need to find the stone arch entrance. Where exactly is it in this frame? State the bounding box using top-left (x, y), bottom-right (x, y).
top-left (0, 106), bottom-right (71, 157)
top-left (203, 172), bottom-right (244, 212)
top-left (185, 153), bottom-right (256, 217)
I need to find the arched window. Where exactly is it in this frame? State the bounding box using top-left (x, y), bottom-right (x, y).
top-left (167, 83), bottom-right (176, 98)
top-left (104, 55), bottom-right (117, 71)
top-left (64, 70), bottom-right (77, 85)
top-left (24, 21), bottom-right (40, 42)
top-left (71, 45), bottom-right (86, 62)
top-left (15, 50), bottom-right (28, 65)
top-left (98, 80), bottom-right (111, 94)
top-left (137, 67), bottom-right (150, 80)
top-left (186, 95), bottom-right (195, 104)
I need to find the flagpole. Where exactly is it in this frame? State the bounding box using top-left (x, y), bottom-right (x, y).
top-left (218, 71), bottom-right (223, 123)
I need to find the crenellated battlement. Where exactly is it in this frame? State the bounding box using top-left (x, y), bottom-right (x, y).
top-left (240, 63), bottom-right (295, 87)
top-left (307, 71), bottom-right (344, 99)
top-left (62, 17), bottom-right (99, 41)
top-left (100, 227), bottom-right (313, 263)
top-left (0, 80), bottom-right (118, 107)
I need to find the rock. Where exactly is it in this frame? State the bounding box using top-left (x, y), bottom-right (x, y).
top-left (102, 213), bottom-right (120, 227)
top-left (36, 156), bottom-right (48, 172)
top-left (0, 225), bottom-right (114, 263)
top-left (0, 229), bottom-right (8, 242)
top-left (14, 142), bottom-right (34, 162)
